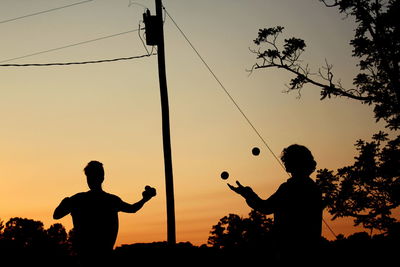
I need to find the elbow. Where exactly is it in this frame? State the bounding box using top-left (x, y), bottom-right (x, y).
top-left (249, 203), bottom-right (273, 215)
top-left (127, 207), bottom-right (140, 214)
top-left (53, 209), bottom-right (64, 220)
top-left (53, 212), bottom-right (60, 220)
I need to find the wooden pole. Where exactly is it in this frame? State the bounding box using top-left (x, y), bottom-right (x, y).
top-left (155, 0), bottom-right (176, 246)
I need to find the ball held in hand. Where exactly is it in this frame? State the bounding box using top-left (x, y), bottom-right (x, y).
top-left (143, 185), bottom-right (156, 198)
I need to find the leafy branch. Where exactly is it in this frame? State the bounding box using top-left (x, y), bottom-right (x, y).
top-left (249, 26), bottom-right (372, 102)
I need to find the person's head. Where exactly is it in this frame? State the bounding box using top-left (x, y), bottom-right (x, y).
top-left (84, 161), bottom-right (104, 190)
top-left (280, 144), bottom-right (316, 177)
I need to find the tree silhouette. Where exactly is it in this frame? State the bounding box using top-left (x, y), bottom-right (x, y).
top-left (2, 217), bottom-right (47, 249)
top-left (250, 0), bottom-right (400, 130)
top-left (317, 132), bottom-right (400, 234)
top-left (0, 219), bottom-right (4, 234)
top-left (249, 0), bottom-right (399, 236)
top-left (208, 210), bottom-right (274, 249)
top-left (0, 217), bottom-right (74, 266)
top-left (46, 223), bottom-right (68, 245)
top-left (0, 219), bottom-right (4, 248)
top-left (45, 223), bottom-right (72, 262)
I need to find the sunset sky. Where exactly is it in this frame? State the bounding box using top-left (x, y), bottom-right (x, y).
top-left (0, 0), bottom-right (395, 246)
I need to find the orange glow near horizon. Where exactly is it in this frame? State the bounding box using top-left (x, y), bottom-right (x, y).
top-left (1, 0), bottom-right (398, 247)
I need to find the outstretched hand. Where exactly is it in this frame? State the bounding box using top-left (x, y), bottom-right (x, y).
top-left (227, 181), bottom-right (254, 198)
top-left (142, 185), bottom-right (157, 201)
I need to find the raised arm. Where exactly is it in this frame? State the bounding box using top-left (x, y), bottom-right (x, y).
top-left (119, 186), bottom-right (156, 213)
top-left (53, 197), bottom-right (72, 219)
top-left (228, 181), bottom-right (277, 215)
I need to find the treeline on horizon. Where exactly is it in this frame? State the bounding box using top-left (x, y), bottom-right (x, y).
top-left (1, 212), bottom-right (399, 266)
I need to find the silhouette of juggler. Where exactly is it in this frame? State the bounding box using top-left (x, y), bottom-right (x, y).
top-left (228, 144), bottom-right (323, 264)
top-left (53, 161), bottom-right (156, 265)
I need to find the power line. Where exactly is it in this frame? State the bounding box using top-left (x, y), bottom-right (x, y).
top-left (128, 1), bottom-right (148, 10)
top-left (163, 6), bottom-right (337, 239)
top-left (162, 7), bottom-right (287, 173)
top-left (0, 29), bottom-right (141, 64)
top-left (0, 53), bottom-right (156, 67)
top-left (0, 0), bottom-right (94, 25)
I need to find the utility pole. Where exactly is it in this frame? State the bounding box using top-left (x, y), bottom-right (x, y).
top-left (143, 0), bottom-right (176, 246)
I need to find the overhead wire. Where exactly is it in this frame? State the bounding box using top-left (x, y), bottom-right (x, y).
top-left (128, 1), bottom-right (148, 10)
top-left (0, 0), bottom-right (94, 25)
top-left (0, 54), bottom-right (156, 67)
top-left (162, 5), bottom-right (337, 239)
top-left (162, 6), bottom-right (287, 174)
top-left (0, 29), bottom-right (142, 64)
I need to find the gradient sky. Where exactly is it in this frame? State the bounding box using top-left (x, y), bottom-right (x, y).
top-left (0, 0), bottom-right (396, 246)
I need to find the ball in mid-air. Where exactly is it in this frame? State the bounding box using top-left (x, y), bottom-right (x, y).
top-left (220, 171), bottom-right (229, 180)
top-left (252, 147), bottom-right (260, 156)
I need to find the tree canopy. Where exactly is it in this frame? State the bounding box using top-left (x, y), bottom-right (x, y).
top-left (0, 217), bottom-right (72, 266)
top-left (208, 210), bottom-right (274, 249)
top-left (250, 0), bottom-right (399, 235)
top-left (317, 132), bottom-right (400, 233)
top-left (251, 0), bottom-right (400, 130)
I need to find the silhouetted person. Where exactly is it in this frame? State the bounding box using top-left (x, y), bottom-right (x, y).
top-left (53, 161), bottom-right (156, 266)
top-left (228, 144), bottom-right (322, 264)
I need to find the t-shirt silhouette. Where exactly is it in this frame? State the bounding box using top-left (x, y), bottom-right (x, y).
top-left (61, 190), bottom-right (123, 256)
top-left (246, 176), bottom-right (322, 248)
